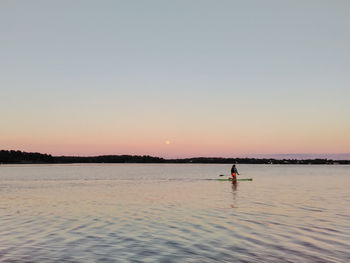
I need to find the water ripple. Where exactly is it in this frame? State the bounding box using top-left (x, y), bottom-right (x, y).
top-left (1, 164), bottom-right (349, 262)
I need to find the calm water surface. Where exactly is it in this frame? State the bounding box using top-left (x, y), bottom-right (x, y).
top-left (0, 164), bottom-right (349, 262)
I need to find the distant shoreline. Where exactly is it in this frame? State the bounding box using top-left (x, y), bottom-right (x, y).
top-left (1, 150), bottom-right (349, 165)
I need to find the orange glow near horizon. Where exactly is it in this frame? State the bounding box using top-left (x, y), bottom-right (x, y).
top-left (2, 128), bottom-right (349, 158)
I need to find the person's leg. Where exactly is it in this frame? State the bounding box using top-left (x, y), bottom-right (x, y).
top-left (231, 173), bottom-right (237, 180)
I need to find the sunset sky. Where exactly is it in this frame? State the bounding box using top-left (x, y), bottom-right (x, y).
top-left (1, 1), bottom-right (349, 157)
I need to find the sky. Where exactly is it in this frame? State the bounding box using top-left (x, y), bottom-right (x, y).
top-left (1, 0), bottom-right (349, 158)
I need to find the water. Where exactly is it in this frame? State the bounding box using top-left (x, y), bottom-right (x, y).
top-left (0, 164), bottom-right (349, 262)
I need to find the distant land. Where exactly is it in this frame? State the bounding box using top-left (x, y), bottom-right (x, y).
top-left (233, 153), bottom-right (350, 161)
top-left (1, 150), bottom-right (349, 165)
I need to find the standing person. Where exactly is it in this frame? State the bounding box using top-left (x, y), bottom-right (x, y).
top-left (231, 164), bottom-right (239, 180)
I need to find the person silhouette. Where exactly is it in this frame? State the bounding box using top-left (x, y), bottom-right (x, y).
top-left (231, 164), bottom-right (239, 180)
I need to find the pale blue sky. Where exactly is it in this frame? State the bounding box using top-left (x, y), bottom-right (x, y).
top-left (1, 1), bottom-right (349, 156)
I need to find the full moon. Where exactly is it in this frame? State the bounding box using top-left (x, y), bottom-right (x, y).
top-left (165, 140), bottom-right (170, 145)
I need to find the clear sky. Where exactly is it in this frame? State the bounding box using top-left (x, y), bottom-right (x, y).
top-left (1, 0), bottom-right (349, 157)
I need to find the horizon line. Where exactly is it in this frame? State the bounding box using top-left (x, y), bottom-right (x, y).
top-left (2, 149), bottom-right (350, 161)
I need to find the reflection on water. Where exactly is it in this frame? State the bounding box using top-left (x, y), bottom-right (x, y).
top-left (230, 181), bottom-right (238, 208)
top-left (0, 164), bottom-right (349, 262)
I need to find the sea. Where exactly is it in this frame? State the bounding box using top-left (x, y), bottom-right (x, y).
top-left (0, 164), bottom-right (349, 262)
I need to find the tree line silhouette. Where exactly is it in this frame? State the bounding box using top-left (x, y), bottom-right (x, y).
top-left (1, 150), bottom-right (349, 165)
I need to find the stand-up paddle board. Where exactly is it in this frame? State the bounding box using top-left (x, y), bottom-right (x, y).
top-left (217, 178), bottom-right (253, 181)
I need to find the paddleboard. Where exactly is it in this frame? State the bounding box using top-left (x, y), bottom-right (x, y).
top-left (217, 178), bottom-right (253, 181)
